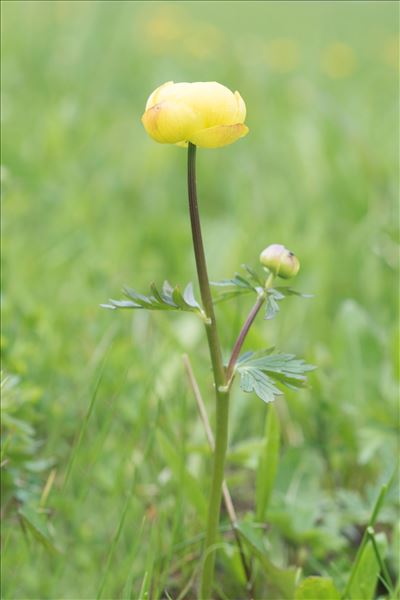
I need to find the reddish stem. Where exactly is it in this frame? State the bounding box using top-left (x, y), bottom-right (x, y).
top-left (226, 293), bottom-right (266, 382)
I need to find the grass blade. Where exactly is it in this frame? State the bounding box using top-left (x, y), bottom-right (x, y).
top-left (236, 521), bottom-right (298, 600)
top-left (96, 490), bottom-right (133, 599)
top-left (256, 404), bottom-right (280, 522)
top-left (295, 576), bottom-right (340, 599)
top-left (156, 430), bottom-right (207, 520)
top-left (138, 571), bottom-right (150, 600)
top-left (62, 360), bottom-right (106, 489)
top-left (343, 482), bottom-right (389, 599)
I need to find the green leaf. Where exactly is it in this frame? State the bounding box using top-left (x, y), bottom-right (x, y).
top-left (102, 281), bottom-right (207, 321)
top-left (241, 263), bottom-right (264, 287)
top-left (121, 517), bottom-right (147, 600)
top-left (211, 288), bottom-right (254, 304)
top-left (182, 282), bottom-right (201, 309)
top-left (18, 505), bottom-right (59, 553)
top-left (265, 287), bottom-right (313, 320)
top-left (265, 291), bottom-right (282, 320)
top-left (236, 521), bottom-right (298, 599)
top-left (150, 282), bottom-right (166, 305)
top-left (24, 458), bottom-right (55, 472)
top-left (100, 299), bottom-right (140, 310)
top-left (295, 577), bottom-right (340, 600)
top-left (210, 275), bottom-right (253, 290)
top-left (239, 366), bottom-right (282, 403)
top-left (172, 286), bottom-right (188, 310)
top-left (124, 288), bottom-right (154, 308)
top-left (210, 265), bottom-right (264, 303)
top-left (347, 538), bottom-right (383, 600)
top-left (256, 404), bottom-right (280, 521)
top-left (367, 527), bottom-right (394, 595)
top-left (138, 571), bottom-right (150, 600)
top-left (344, 482), bottom-right (390, 599)
top-left (236, 349), bottom-right (315, 403)
top-left (156, 431), bottom-right (207, 520)
top-left (240, 350), bottom-right (315, 382)
top-left (274, 287), bottom-right (314, 299)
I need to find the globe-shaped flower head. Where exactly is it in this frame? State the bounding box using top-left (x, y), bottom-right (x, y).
top-left (142, 81), bottom-right (249, 148)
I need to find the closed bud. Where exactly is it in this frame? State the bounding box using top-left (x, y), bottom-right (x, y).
top-left (259, 244), bottom-right (300, 279)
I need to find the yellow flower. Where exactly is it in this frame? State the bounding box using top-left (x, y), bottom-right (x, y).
top-left (264, 38), bottom-right (300, 73)
top-left (320, 43), bottom-right (357, 79)
top-left (141, 81), bottom-right (249, 148)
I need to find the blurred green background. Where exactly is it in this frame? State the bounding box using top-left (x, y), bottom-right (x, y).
top-left (1, 1), bottom-right (399, 598)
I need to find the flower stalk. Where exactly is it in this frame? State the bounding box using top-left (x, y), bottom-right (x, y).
top-left (182, 354), bottom-right (254, 599)
top-left (187, 143), bottom-right (230, 599)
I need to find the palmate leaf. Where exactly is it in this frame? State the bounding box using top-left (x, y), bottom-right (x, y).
top-left (265, 287), bottom-right (313, 320)
top-left (101, 281), bottom-right (208, 322)
top-left (211, 264), bottom-right (312, 316)
top-left (241, 263), bottom-right (265, 287)
top-left (210, 264), bottom-right (264, 303)
top-left (236, 348), bottom-right (315, 403)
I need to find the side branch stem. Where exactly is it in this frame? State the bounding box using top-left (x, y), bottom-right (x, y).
top-left (226, 294), bottom-right (266, 382)
top-left (225, 273), bottom-right (274, 383)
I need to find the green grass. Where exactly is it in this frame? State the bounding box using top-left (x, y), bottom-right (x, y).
top-left (1, 1), bottom-right (399, 598)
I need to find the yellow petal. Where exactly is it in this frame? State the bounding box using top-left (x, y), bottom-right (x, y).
top-left (151, 82), bottom-right (241, 128)
top-left (145, 81), bottom-right (174, 110)
top-left (234, 91), bottom-right (246, 123)
top-left (182, 82), bottom-right (239, 128)
top-left (189, 123), bottom-right (249, 148)
top-left (141, 100), bottom-right (203, 144)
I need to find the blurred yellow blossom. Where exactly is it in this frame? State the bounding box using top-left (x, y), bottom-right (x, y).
top-left (382, 36), bottom-right (399, 68)
top-left (142, 5), bottom-right (185, 47)
top-left (182, 24), bottom-right (223, 59)
top-left (141, 81), bottom-right (248, 148)
top-left (139, 5), bottom-right (223, 60)
top-left (321, 43), bottom-right (357, 78)
top-left (264, 38), bottom-right (300, 73)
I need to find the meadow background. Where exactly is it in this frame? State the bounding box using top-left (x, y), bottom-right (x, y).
top-left (1, 1), bottom-right (399, 598)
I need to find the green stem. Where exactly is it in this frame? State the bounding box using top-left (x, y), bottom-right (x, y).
top-left (225, 293), bottom-right (265, 383)
top-left (187, 143), bottom-right (230, 599)
top-left (225, 273), bottom-right (274, 384)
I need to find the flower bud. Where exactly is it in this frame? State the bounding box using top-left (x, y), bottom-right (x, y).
top-left (259, 244), bottom-right (300, 279)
